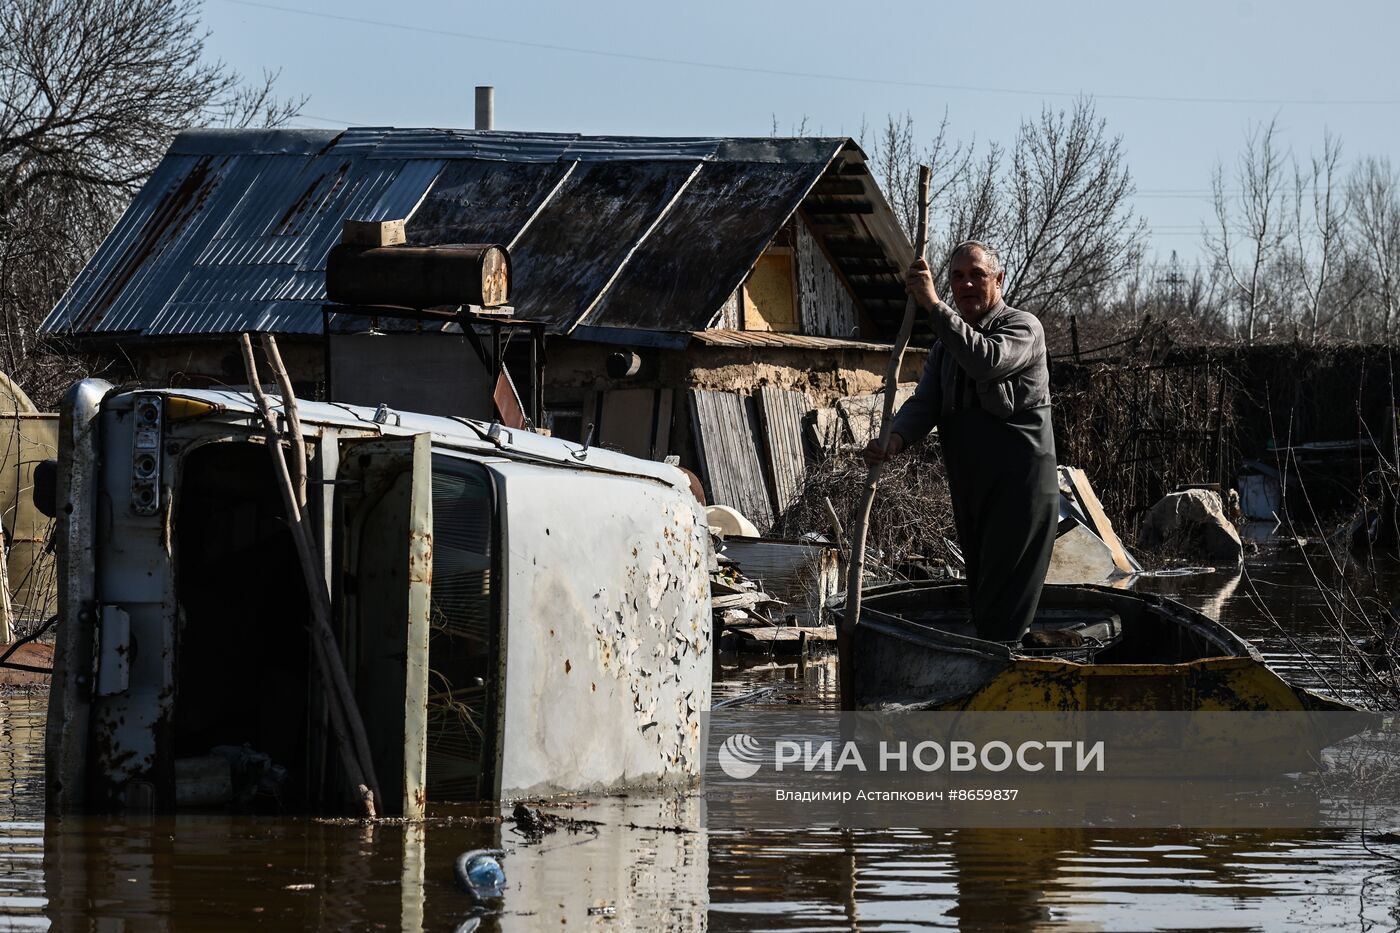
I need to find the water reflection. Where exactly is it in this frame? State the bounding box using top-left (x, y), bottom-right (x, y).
top-left (1130, 541), bottom-right (1399, 701)
top-left (36, 797), bottom-right (709, 931)
top-left (4, 542), bottom-right (1400, 931)
top-left (708, 826), bottom-right (1400, 931)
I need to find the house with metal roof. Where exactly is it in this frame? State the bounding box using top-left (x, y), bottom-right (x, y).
top-left (40, 126), bottom-right (926, 529)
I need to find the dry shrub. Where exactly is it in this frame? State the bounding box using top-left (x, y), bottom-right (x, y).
top-left (772, 439), bottom-right (959, 580)
top-left (1051, 356), bottom-right (1238, 543)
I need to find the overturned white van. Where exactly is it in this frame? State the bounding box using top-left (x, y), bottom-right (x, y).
top-left (45, 379), bottom-right (712, 816)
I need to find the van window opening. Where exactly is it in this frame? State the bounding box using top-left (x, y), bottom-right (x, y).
top-left (425, 456), bottom-right (498, 799)
top-left (171, 441), bottom-right (313, 808)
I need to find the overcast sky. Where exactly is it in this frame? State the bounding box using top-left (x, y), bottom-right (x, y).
top-left (202, 0), bottom-right (1400, 267)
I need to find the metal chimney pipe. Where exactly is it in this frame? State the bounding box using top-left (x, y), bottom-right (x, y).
top-left (475, 86), bottom-right (494, 131)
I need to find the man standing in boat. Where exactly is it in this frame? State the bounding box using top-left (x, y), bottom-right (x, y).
top-left (861, 241), bottom-right (1058, 644)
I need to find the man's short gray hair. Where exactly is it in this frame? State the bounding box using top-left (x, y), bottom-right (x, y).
top-left (949, 239), bottom-right (1004, 276)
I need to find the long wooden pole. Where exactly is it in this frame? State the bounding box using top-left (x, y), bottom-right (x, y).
top-left (259, 335), bottom-right (308, 506)
top-left (240, 334), bottom-right (382, 817)
top-left (838, 166), bottom-right (931, 711)
top-left (258, 334), bottom-right (384, 816)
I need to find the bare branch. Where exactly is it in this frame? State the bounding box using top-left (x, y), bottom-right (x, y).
top-left (0, 0), bottom-right (305, 405)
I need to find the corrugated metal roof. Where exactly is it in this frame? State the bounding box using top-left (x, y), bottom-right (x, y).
top-left (41, 127), bottom-right (903, 341)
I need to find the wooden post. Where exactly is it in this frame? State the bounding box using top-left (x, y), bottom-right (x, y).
top-left (824, 496), bottom-right (847, 553)
top-left (1070, 314), bottom-right (1081, 364)
top-left (0, 540), bottom-right (13, 645)
top-left (259, 336), bottom-right (307, 506)
top-left (838, 166), bottom-right (931, 711)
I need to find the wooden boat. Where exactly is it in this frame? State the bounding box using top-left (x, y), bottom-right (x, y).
top-left (845, 581), bottom-right (1360, 713)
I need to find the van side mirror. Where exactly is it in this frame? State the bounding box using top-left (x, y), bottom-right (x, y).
top-left (33, 459), bottom-right (57, 519)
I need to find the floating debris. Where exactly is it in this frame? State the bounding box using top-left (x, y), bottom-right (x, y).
top-left (453, 848), bottom-right (506, 900)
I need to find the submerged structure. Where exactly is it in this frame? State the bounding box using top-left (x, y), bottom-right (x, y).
top-left (45, 380), bottom-right (711, 816)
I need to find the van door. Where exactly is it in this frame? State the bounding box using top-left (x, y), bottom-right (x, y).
top-left (335, 434), bottom-right (432, 818)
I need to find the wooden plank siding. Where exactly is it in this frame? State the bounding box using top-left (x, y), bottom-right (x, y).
top-left (797, 219), bottom-right (859, 338)
top-left (688, 389), bottom-right (775, 531)
top-left (756, 386), bottom-right (811, 516)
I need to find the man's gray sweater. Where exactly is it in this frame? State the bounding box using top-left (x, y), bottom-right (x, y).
top-left (891, 299), bottom-right (1050, 440)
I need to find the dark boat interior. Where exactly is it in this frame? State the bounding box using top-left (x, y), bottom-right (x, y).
top-left (858, 583), bottom-right (1252, 665)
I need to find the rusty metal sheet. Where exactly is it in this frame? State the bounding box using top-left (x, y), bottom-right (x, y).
top-left (492, 371), bottom-right (527, 429)
top-left (220, 156), bottom-right (342, 240)
top-left (39, 155), bottom-right (200, 335)
top-left (689, 329), bottom-right (897, 352)
top-left (41, 146), bottom-right (436, 338)
top-left (296, 161), bottom-right (412, 274)
top-left (72, 155), bottom-right (233, 334)
top-left (102, 155), bottom-right (274, 336)
top-left (756, 386), bottom-right (810, 515)
top-left (688, 389), bottom-right (774, 532)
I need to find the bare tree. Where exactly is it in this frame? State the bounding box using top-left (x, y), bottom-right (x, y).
top-left (0, 0), bottom-right (303, 404)
top-left (863, 109), bottom-right (974, 260)
top-left (1288, 132), bottom-right (1354, 343)
top-left (864, 97), bottom-right (1143, 319)
top-left (1206, 118), bottom-right (1291, 344)
top-left (942, 143), bottom-right (1006, 264)
top-left (1348, 156), bottom-right (1400, 338)
top-left (993, 98), bottom-right (1146, 316)
top-left (1090, 250), bottom-right (1229, 344)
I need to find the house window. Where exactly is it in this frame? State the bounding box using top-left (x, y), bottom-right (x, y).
top-left (741, 248), bottom-right (798, 333)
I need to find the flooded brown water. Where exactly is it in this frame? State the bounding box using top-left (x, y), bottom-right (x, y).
top-left (2, 541), bottom-right (1399, 931)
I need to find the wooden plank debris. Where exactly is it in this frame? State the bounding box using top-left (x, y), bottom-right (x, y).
top-left (756, 386), bottom-right (810, 515)
top-left (689, 390), bottom-right (775, 531)
top-left (723, 625), bottom-right (837, 655)
top-left (342, 218), bottom-right (407, 247)
top-left (1063, 467), bottom-right (1137, 574)
top-left (721, 536), bottom-right (839, 626)
top-left (804, 408), bottom-right (842, 458)
top-left (711, 591), bottom-right (784, 612)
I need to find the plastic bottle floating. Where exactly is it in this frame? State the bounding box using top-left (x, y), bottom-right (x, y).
top-left (454, 848), bottom-right (507, 901)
